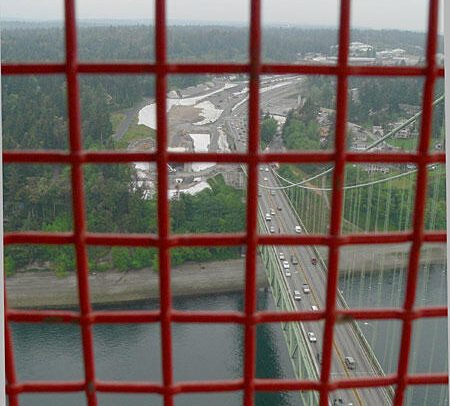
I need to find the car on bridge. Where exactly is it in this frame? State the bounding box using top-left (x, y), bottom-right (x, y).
top-left (345, 356), bottom-right (356, 370)
top-left (311, 305), bottom-right (319, 311)
top-left (277, 205), bottom-right (282, 211)
top-left (291, 255), bottom-right (298, 265)
top-left (302, 284), bottom-right (310, 294)
top-left (282, 260), bottom-right (290, 270)
top-left (279, 252), bottom-right (285, 260)
top-left (263, 177), bottom-right (268, 182)
top-left (295, 225), bottom-right (301, 233)
top-left (270, 190), bottom-right (275, 196)
top-left (307, 332), bottom-right (317, 343)
top-left (270, 208), bottom-right (275, 215)
top-left (269, 226), bottom-right (275, 233)
top-left (311, 257), bottom-right (317, 266)
top-left (265, 213), bottom-right (271, 221)
top-left (293, 290), bottom-right (301, 300)
top-left (285, 270), bottom-right (292, 277)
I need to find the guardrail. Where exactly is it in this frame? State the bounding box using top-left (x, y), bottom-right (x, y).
top-left (257, 205), bottom-right (321, 384)
top-left (241, 164), bottom-right (392, 401)
top-left (278, 179), bottom-right (394, 402)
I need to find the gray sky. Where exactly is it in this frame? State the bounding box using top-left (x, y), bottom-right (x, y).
top-left (0, 0), bottom-right (443, 32)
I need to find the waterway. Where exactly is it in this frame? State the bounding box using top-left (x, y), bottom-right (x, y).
top-left (11, 291), bottom-right (301, 406)
top-left (10, 264), bottom-right (448, 406)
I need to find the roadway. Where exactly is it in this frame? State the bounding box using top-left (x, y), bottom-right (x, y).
top-left (224, 77), bottom-right (392, 405)
top-left (259, 169), bottom-right (391, 405)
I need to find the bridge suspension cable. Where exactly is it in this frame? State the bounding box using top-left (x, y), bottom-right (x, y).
top-left (272, 166), bottom-right (423, 191)
top-left (244, 94), bottom-right (444, 191)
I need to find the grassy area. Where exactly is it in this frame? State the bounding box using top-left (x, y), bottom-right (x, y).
top-left (111, 112), bottom-right (126, 133)
top-left (112, 112), bottom-right (155, 149)
top-left (387, 137), bottom-right (417, 151)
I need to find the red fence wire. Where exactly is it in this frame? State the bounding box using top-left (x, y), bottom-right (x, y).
top-left (2, 0), bottom-right (448, 405)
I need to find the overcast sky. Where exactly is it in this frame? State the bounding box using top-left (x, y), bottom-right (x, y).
top-left (0, 0), bottom-right (443, 32)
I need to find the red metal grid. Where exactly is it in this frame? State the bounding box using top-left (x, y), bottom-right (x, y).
top-left (2, 0), bottom-right (448, 405)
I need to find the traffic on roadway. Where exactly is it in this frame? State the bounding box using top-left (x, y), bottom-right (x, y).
top-left (258, 166), bottom-right (392, 406)
top-left (225, 77), bottom-right (392, 405)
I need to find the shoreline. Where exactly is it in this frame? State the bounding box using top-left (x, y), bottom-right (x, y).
top-left (322, 243), bottom-right (446, 273)
top-left (6, 245), bottom-right (446, 309)
top-left (6, 258), bottom-right (269, 309)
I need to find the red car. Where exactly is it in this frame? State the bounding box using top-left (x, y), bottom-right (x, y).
top-left (311, 258), bottom-right (317, 266)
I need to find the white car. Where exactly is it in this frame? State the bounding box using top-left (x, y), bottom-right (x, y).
top-left (279, 252), bottom-right (285, 260)
top-left (302, 284), bottom-right (310, 294)
top-left (269, 226), bottom-right (275, 233)
top-left (265, 167), bottom-right (269, 172)
top-left (285, 270), bottom-right (292, 277)
top-left (295, 225), bottom-right (302, 233)
top-left (311, 305), bottom-right (319, 311)
top-left (307, 332), bottom-right (317, 343)
top-left (263, 177), bottom-right (268, 182)
top-left (282, 260), bottom-right (290, 270)
top-left (265, 213), bottom-right (271, 221)
top-left (270, 208), bottom-right (275, 215)
top-left (293, 290), bottom-right (301, 300)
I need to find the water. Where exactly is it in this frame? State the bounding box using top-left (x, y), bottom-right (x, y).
top-left (340, 262), bottom-right (448, 406)
top-left (10, 291), bottom-right (301, 406)
top-left (10, 264), bottom-right (448, 405)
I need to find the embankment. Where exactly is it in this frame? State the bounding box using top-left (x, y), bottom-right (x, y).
top-left (6, 244), bottom-right (446, 309)
top-left (6, 258), bottom-right (268, 309)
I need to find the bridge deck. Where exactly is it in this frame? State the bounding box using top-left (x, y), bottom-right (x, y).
top-left (258, 167), bottom-right (393, 405)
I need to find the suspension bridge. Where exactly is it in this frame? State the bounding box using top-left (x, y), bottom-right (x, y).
top-left (231, 85), bottom-right (446, 405)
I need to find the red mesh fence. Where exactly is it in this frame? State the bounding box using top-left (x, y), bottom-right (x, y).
top-left (2, 0), bottom-right (448, 405)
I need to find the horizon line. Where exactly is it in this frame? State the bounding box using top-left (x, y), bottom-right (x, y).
top-left (0, 18), bottom-right (429, 34)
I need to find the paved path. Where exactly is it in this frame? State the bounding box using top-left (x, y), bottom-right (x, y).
top-left (113, 98), bottom-right (152, 140)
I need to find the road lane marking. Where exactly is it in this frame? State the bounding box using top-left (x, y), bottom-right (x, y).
top-left (268, 182), bottom-right (364, 406)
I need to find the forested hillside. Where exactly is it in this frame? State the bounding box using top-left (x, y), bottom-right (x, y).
top-left (3, 24), bottom-right (440, 64)
top-left (2, 23), bottom-right (441, 275)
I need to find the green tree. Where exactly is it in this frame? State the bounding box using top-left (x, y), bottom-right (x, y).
top-left (260, 114), bottom-right (278, 147)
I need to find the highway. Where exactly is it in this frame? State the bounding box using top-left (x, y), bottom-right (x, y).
top-left (259, 169), bottom-right (391, 405)
top-left (224, 77), bottom-right (392, 405)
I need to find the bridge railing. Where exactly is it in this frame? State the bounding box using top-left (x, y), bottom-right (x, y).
top-left (257, 206), bottom-right (321, 382)
top-left (279, 184), bottom-right (395, 401)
